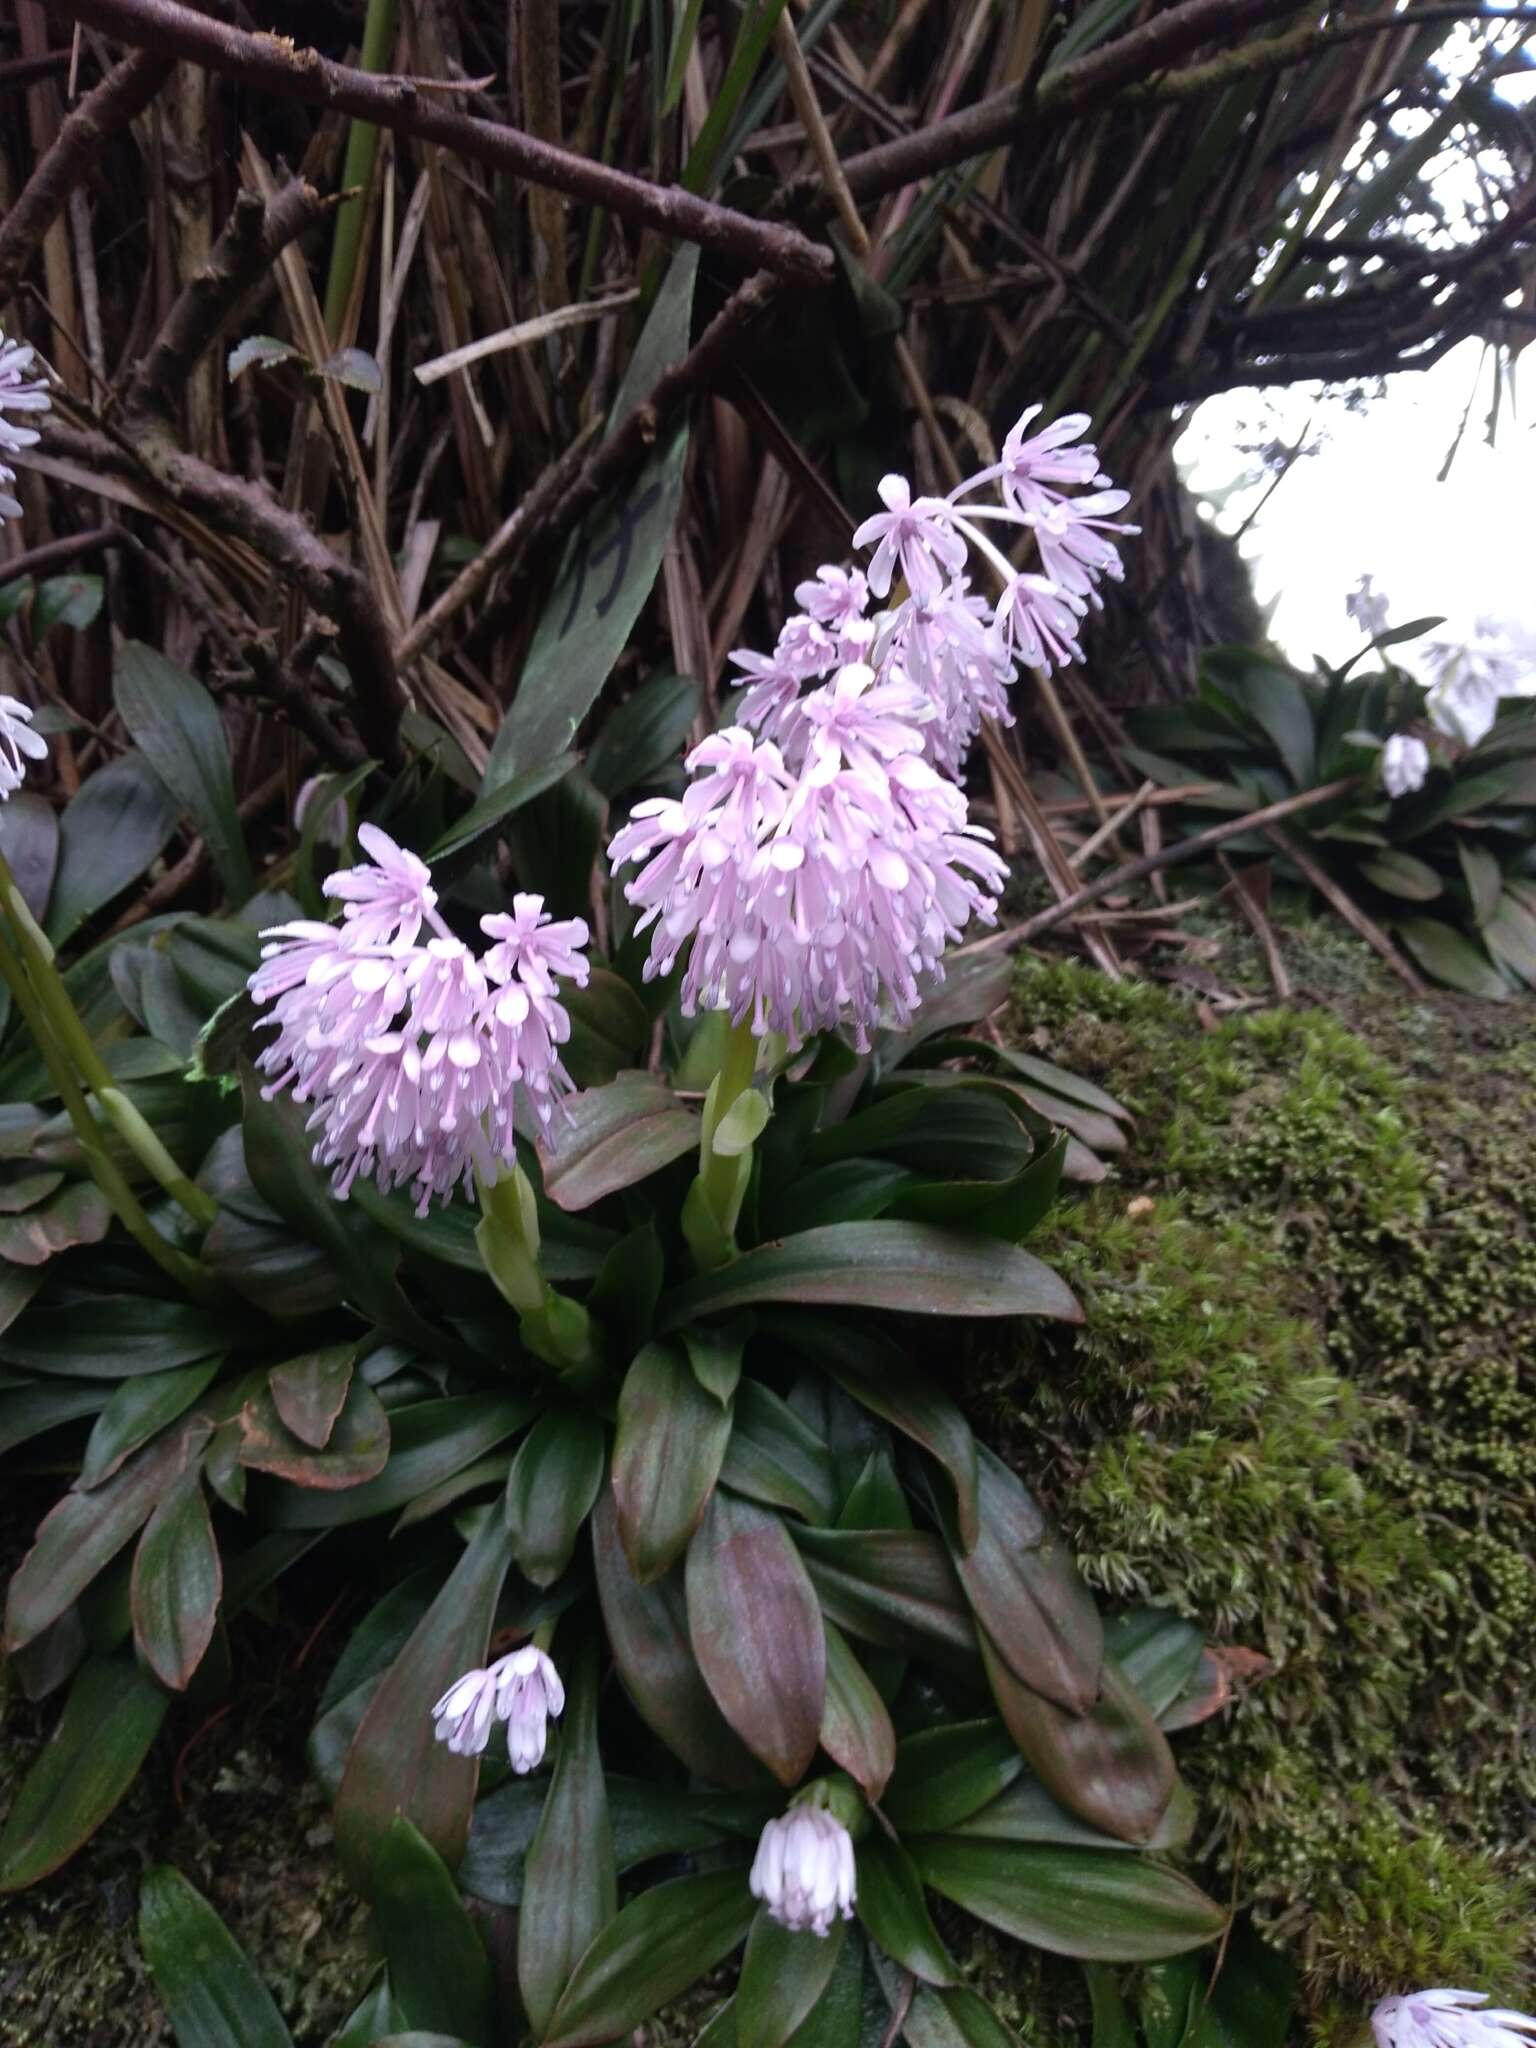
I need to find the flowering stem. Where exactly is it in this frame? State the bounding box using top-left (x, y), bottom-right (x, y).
top-left (684, 1014), bottom-right (764, 1270)
top-left (0, 923), bottom-right (220, 1301)
top-left (0, 851), bottom-right (219, 1228)
top-left (475, 1164), bottom-right (606, 1387)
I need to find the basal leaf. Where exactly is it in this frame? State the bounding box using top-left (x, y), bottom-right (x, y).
top-left (114, 643), bottom-right (253, 903)
top-left (538, 1072), bottom-right (700, 1211)
top-left (45, 750), bottom-right (180, 945)
top-left (542, 1868), bottom-right (755, 2048)
top-left (138, 1863), bottom-right (293, 2048)
top-left (612, 1341), bottom-right (732, 1583)
top-left (131, 1470), bottom-right (222, 1690)
top-left (735, 1910), bottom-right (848, 2048)
top-left (504, 1409), bottom-right (607, 1586)
top-left (374, 1817), bottom-right (494, 2047)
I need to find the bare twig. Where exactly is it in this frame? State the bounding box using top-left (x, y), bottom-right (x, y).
top-left (0, 521), bottom-right (129, 587)
top-left (1264, 825), bottom-right (1427, 993)
top-left (43, 0), bottom-right (836, 283)
top-left (127, 178), bottom-right (334, 417)
top-left (962, 779), bottom-right (1361, 956)
top-left (0, 46), bottom-right (171, 303)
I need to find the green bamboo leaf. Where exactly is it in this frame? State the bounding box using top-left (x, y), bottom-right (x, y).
top-left (912, 1837), bottom-right (1226, 1962)
top-left (131, 1470), bottom-right (222, 1690)
top-left (735, 1909), bottom-right (848, 2048)
top-left (114, 642), bottom-right (253, 903)
top-left (519, 1637), bottom-right (617, 2036)
top-left (139, 1864), bottom-right (293, 2047)
top-left (686, 1489), bottom-right (826, 1785)
top-left (0, 1656), bottom-right (169, 1891)
top-left (374, 1817), bottom-right (494, 2047)
top-left (612, 1341), bottom-right (732, 1583)
top-left (44, 750), bottom-right (180, 945)
top-left (662, 1224), bottom-right (1081, 1327)
top-left (335, 1512), bottom-right (518, 1892)
top-left (542, 1869), bottom-right (756, 2048)
top-left (592, 1493), bottom-right (766, 1789)
top-left (505, 1410), bottom-right (608, 1586)
top-left (855, 1834), bottom-right (955, 1986)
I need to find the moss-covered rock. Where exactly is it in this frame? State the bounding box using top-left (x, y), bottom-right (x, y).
top-left (990, 956), bottom-right (1536, 2013)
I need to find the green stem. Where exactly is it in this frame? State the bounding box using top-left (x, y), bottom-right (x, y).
top-left (685, 1014), bottom-right (762, 1270)
top-left (321, 0), bottom-right (399, 342)
top-left (0, 852), bottom-right (218, 1228)
top-left (0, 926), bottom-right (219, 1302)
top-left (475, 1164), bottom-right (606, 1387)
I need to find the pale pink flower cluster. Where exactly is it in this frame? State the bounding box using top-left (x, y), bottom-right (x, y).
top-left (0, 695), bottom-right (47, 803)
top-left (249, 825), bottom-right (589, 1213)
top-left (609, 663), bottom-right (1006, 1051)
top-left (0, 331), bottom-right (51, 527)
top-left (431, 1645), bottom-right (565, 1768)
top-left (727, 405), bottom-right (1135, 779)
top-left (1371, 1990), bottom-right (1536, 2048)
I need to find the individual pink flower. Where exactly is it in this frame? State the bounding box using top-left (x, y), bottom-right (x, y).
top-left (431, 1645), bottom-right (566, 1768)
top-left (853, 473), bottom-right (965, 600)
top-left (994, 406), bottom-right (1108, 514)
top-left (994, 574), bottom-right (1086, 672)
top-left (731, 646), bottom-right (807, 742)
top-left (750, 1805), bottom-right (857, 1937)
top-left (324, 822), bottom-right (436, 947)
top-left (0, 695), bottom-right (48, 801)
top-left (1028, 488), bottom-right (1138, 605)
top-left (795, 564), bottom-right (869, 632)
top-left (479, 895), bottom-right (590, 1133)
top-left (881, 585), bottom-right (1013, 778)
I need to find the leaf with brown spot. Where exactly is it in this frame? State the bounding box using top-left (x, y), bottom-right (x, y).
top-left (238, 1374), bottom-right (389, 1490)
top-left (268, 1344), bottom-right (355, 1450)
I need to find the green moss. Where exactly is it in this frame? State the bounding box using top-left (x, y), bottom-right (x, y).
top-left (992, 953), bottom-right (1536, 2008)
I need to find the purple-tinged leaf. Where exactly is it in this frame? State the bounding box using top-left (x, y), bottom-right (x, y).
top-left (612, 1341), bottom-right (731, 1584)
top-left (819, 1621), bottom-right (895, 1803)
top-left (239, 1375), bottom-right (389, 1490)
top-left (538, 1072), bottom-right (700, 1211)
top-left (542, 1869), bottom-right (755, 2048)
top-left (268, 1345), bottom-right (355, 1450)
top-left (131, 1471), bottom-right (222, 1690)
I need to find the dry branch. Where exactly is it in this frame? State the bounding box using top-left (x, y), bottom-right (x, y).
top-left (40, 0), bottom-right (837, 284)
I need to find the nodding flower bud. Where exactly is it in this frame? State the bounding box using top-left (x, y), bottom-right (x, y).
top-left (431, 1645), bottom-right (565, 1769)
top-left (1370, 1992), bottom-right (1536, 2048)
top-left (748, 1801), bottom-right (857, 1938)
top-left (1380, 733), bottom-right (1429, 799)
top-left (0, 696), bottom-right (47, 803)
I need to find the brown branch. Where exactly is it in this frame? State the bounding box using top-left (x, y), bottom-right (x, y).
top-left (42, 0), bottom-right (836, 284)
top-left (0, 50), bottom-right (74, 89)
top-left (0, 522), bottom-right (129, 587)
top-left (0, 46), bottom-right (171, 304)
top-left (41, 417), bottom-right (405, 764)
top-left (962, 779), bottom-right (1361, 956)
top-left (841, 0), bottom-right (1303, 201)
top-left (456, 270), bottom-right (794, 663)
top-left (127, 177), bottom-right (333, 418)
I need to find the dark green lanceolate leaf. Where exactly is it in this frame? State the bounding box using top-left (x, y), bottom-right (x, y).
top-left (1104, 1609), bottom-right (1205, 1722)
top-left (542, 1868), bottom-right (756, 2048)
top-left (592, 1491), bottom-right (765, 1789)
top-left (881, 1720), bottom-right (1024, 1835)
top-left (0, 1655), bottom-right (170, 1891)
top-left (612, 1341), bottom-right (732, 1583)
top-left (265, 1397), bottom-right (530, 1528)
top-left (662, 1224), bottom-right (1081, 1327)
top-left (767, 1315), bottom-right (980, 1551)
top-left (1359, 850), bottom-right (1442, 901)
top-left (912, 1837), bottom-right (1226, 1963)
top-left (237, 1069), bottom-right (448, 1351)
top-left (537, 1071), bottom-right (701, 1211)
top-left (720, 1377), bottom-right (838, 1526)
top-left (0, 1179), bottom-right (110, 1265)
top-left (268, 1345), bottom-right (355, 1450)
top-left (1395, 917), bottom-right (1508, 997)
top-left (980, 1635), bottom-right (1176, 1847)
top-left (503, 767), bottom-right (607, 923)
top-left (760, 1159), bottom-right (917, 1235)
top-left (519, 1637), bottom-right (617, 2037)
top-left (898, 1983), bottom-right (1026, 2048)
top-left (138, 1864), bottom-right (293, 2048)
top-left (686, 1489), bottom-right (826, 1785)
top-left (1484, 891), bottom-right (1536, 985)
top-left (504, 1409), bottom-right (607, 1586)
top-left (856, 1834), bottom-right (954, 1986)
top-left (820, 1621), bottom-right (895, 1803)
top-left (6, 1417), bottom-right (209, 1650)
top-left (373, 1818), bottom-right (494, 2048)
top-left (238, 1375), bottom-right (391, 1491)
top-left (808, 1086), bottom-right (1030, 1182)
top-left (682, 1317), bottom-right (748, 1404)
top-left (427, 752), bottom-right (578, 863)
top-left (0, 1294), bottom-right (237, 1376)
top-left (586, 671), bottom-right (699, 797)
top-left (484, 246), bottom-right (698, 792)
top-left (879, 953), bottom-right (1014, 1064)
top-left (586, 1223), bottom-right (665, 1353)
top-left (948, 1768), bottom-right (1196, 1859)
top-left (335, 1512), bottom-right (518, 1890)
top-left (131, 1470), bottom-right (221, 1690)
top-left (44, 750), bottom-right (180, 945)
top-left (0, 1378), bottom-right (107, 1458)
top-left (793, 1528), bottom-right (977, 1671)
top-left (949, 1447), bottom-right (1101, 1713)
top-left (561, 970), bottom-right (653, 1092)
top-left (736, 1911), bottom-right (849, 2048)
top-left (81, 1357), bottom-right (222, 1487)
top-left (113, 643), bottom-right (253, 904)
top-left (0, 789), bottom-right (60, 921)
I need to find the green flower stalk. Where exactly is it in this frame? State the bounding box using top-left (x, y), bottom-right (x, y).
top-left (475, 1163), bottom-right (605, 1385)
top-left (683, 1012), bottom-right (767, 1270)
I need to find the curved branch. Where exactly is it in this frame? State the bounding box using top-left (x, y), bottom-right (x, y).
top-left (41, 0), bottom-right (836, 284)
top-left (0, 47), bottom-right (171, 304)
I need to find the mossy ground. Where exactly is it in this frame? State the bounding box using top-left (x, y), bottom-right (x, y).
top-left (987, 938), bottom-right (1536, 2018)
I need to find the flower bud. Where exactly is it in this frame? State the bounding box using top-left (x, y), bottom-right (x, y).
top-left (749, 1801), bottom-right (857, 1937)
